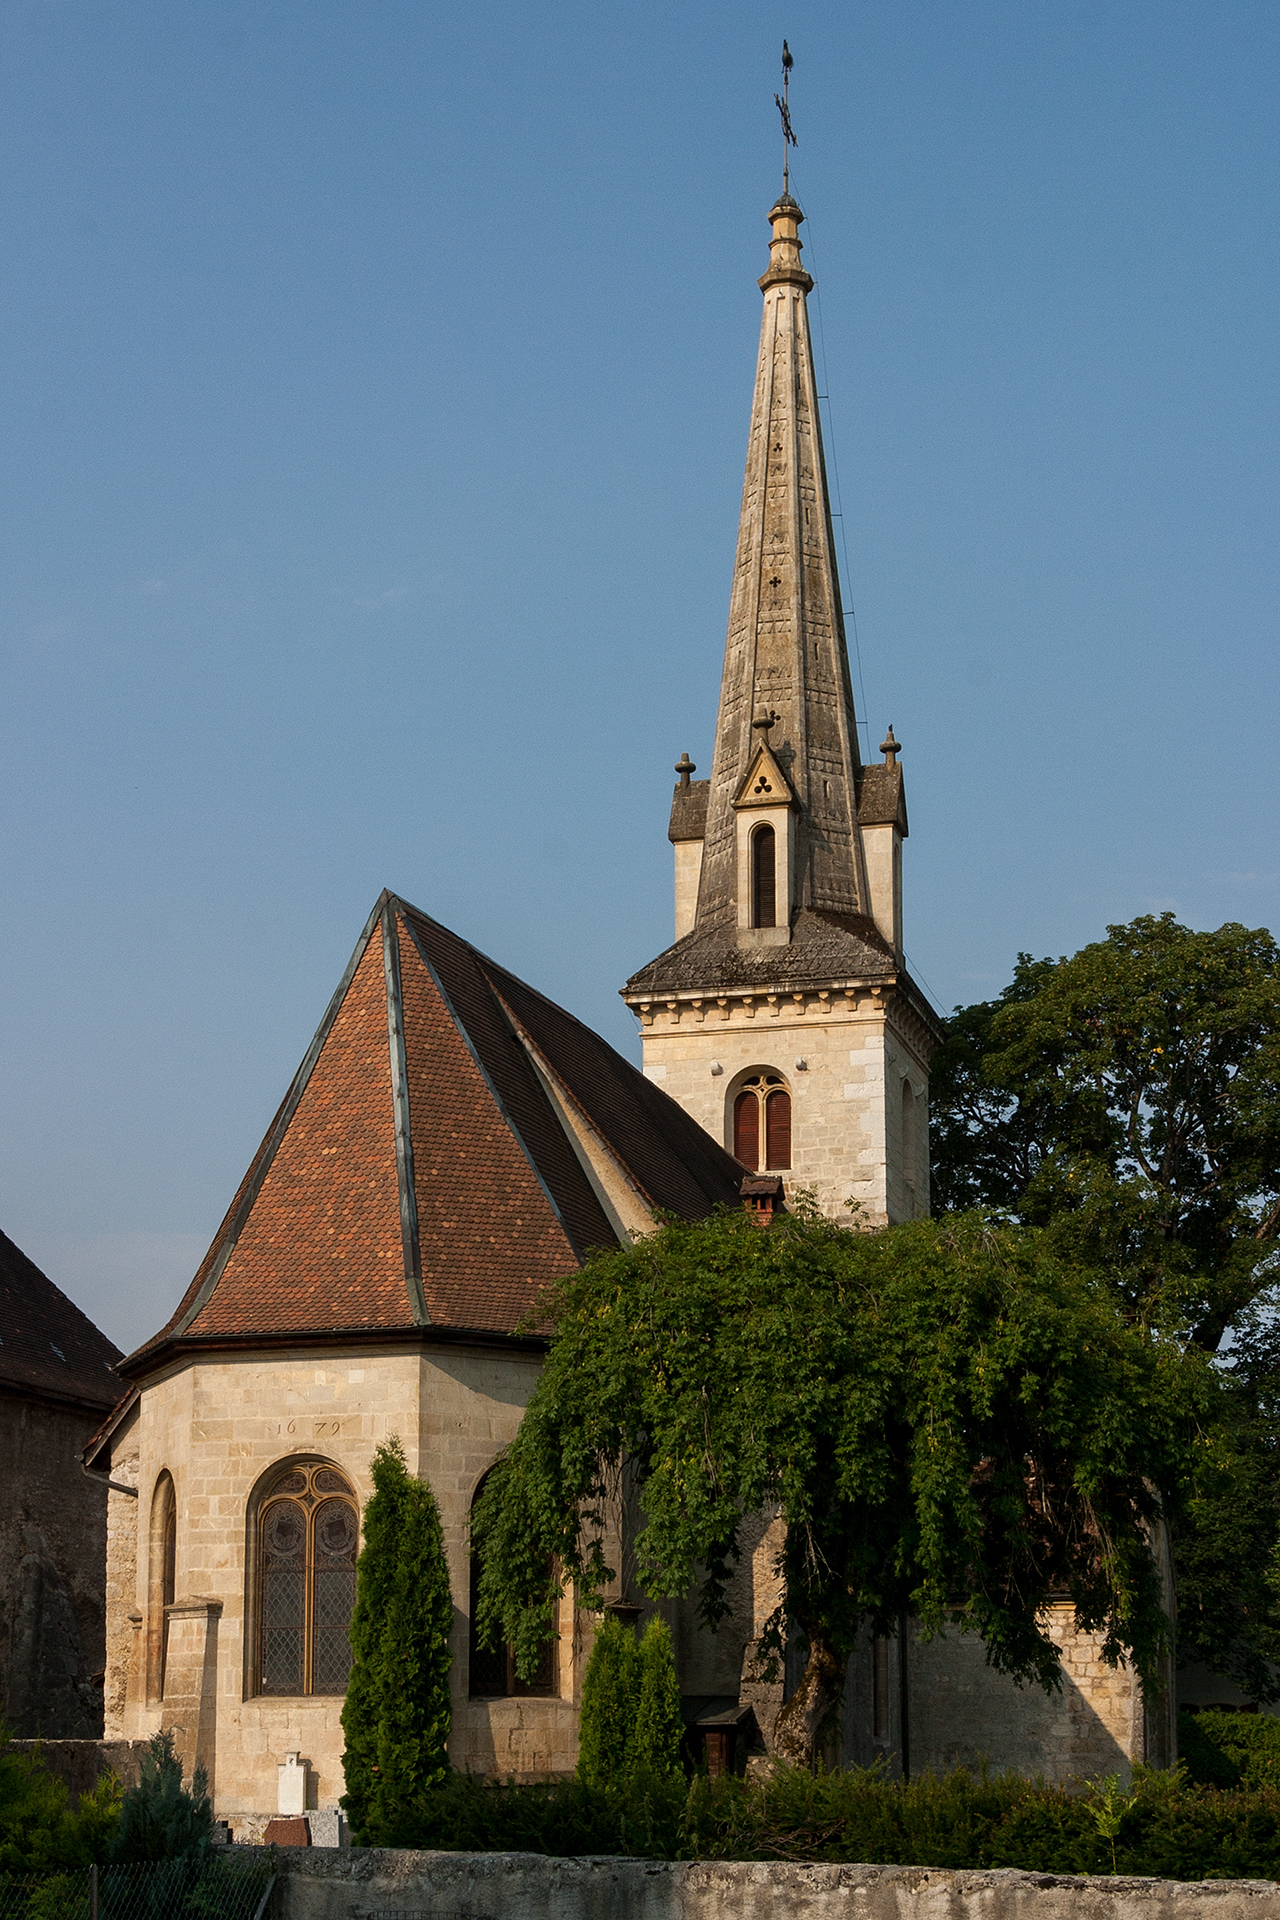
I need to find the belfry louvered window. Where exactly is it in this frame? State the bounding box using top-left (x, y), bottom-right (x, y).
top-left (733, 1073), bottom-right (792, 1172)
top-left (258, 1462), bottom-right (359, 1696)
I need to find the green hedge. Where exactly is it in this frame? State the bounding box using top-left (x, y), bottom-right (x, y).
top-left (377, 1762), bottom-right (1280, 1879)
top-left (1182, 1711), bottom-right (1280, 1791)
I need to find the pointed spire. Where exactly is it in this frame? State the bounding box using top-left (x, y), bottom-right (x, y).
top-left (692, 194), bottom-right (866, 937)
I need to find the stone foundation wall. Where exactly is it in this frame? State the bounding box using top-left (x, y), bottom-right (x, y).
top-left (269, 1852), bottom-right (1280, 1920)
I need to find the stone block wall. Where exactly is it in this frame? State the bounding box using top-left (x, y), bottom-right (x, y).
top-left (639, 993), bottom-right (930, 1226)
top-left (271, 1852), bottom-right (1280, 1920)
top-left (101, 1340), bottom-right (587, 1818)
top-left (905, 1605), bottom-right (1166, 1781)
top-left (0, 1389), bottom-right (111, 1737)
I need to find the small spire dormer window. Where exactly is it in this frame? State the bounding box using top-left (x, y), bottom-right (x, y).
top-left (752, 824), bottom-right (776, 928)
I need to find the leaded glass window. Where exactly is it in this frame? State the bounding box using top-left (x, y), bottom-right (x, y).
top-left (258, 1462), bottom-right (358, 1697)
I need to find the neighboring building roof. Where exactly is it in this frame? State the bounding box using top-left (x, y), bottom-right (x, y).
top-left (0, 1230), bottom-right (123, 1412)
top-left (121, 894), bottom-right (747, 1376)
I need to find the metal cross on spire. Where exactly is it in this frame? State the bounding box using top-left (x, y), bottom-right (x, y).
top-left (774, 40), bottom-right (797, 194)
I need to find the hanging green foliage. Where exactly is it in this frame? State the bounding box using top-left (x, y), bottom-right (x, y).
top-left (341, 1437), bottom-right (453, 1843)
top-left (472, 1205), bottom-right (1209, 1769)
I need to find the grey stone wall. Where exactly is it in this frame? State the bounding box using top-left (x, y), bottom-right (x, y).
top-left (0, 1391), bottom-right (110, 1737)
top-left (269, 1853), bottom-right (1280, 1920)
top-left (8, 1739), bottom-right (147, 1805)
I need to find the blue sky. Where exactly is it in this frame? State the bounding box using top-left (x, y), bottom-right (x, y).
top-left (2, 1), bottom-right (1277, 1349)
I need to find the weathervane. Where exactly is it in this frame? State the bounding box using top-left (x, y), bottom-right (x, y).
top-left (774, 40), bottom-right (797, 195)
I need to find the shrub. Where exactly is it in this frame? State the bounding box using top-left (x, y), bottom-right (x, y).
top-left (1179, 1709), bottom-right (1243, 1788)
top-left (1191, 1710), bottom-right (1280, 1789)
top-left (630, 1617), bottom-right (683, 1785)
top-left (381, 1761), bottom-right (1280, 1878)
top-left (341, 1437), bottom-right (453, 1845)
top-left (577, 1614), bottom-right (639, 1792)
top-left (0, 1729), bottom-right (122, 1873)
top-left (109, 1730), bottom-right (212, 1863)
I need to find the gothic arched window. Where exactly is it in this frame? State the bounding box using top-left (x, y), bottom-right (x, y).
top-left (257, 1461), bottom-right (359, 1697)
top-left (147, 1472), bottom-right (176, 1704)
top-left (468, 1473), bottom-right (556, 1699)
top-left (733, 1073), bottom-right (791, 1171)
top-left (902, 1079), bottom-right (917, 1195)
top-left (751, 825), bottom-right (777, 928)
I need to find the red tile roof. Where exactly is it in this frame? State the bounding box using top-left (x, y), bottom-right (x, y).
top-left (123, 894), bottom-right (744, 1373)
top-left (0, 1229), bottom-right (123, 1411)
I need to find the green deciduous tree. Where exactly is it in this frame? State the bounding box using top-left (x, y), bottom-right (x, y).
top-left (472, 1206), bottom-right (1206, 1768)
top-left (341, 1437), bottom-right (453, 1843)
top-left (931, 914), bottom-right (1280, 1350)
top-left (929, 913), bottom-right (1280, 1697)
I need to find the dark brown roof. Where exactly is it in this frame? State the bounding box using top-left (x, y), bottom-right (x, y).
top-left (123, 894), bottom-right (746, 1376)
top-left (622, 907), bottom-right (898, 999)
top-left (0, 1230), bottom-right (123, 1411)
top-left (668, 779), bottom-right (709, 843)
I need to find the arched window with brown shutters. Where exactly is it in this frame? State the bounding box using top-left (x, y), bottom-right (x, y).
top-left (765, 1089), bottom-right (792, 1170)
top-left (257, 1461), bottom-right (359, 1697)
top-left (468, 1471), bottom-right (557, 1698)
top-left (732, 1072), bottom-right (791, 1171)
top-left (733, 1089), bottom-right (760, 1168)
top-left (752, 825), bottom-right (776, 928)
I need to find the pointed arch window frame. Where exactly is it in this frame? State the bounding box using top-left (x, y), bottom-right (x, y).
top-left (245, 1457), bottom-right (361, 1701)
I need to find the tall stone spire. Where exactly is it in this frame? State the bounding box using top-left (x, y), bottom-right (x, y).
top-left (695, 194), bottom-right (866, 936)
top-left (624, 186), bottom-right (941, 1231)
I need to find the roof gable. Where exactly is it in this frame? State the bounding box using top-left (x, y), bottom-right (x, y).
top-left (732, 741), bottom-right (796, 811)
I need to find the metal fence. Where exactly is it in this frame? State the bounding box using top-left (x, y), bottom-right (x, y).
top-left (0, 1856), bottom-right (275, 1920)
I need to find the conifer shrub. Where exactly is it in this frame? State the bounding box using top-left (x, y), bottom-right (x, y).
top-left (630, 1616), bottom-right (684, 1784)
top-left (109, 1731), bottom-right (212, 1863)
top-left (576, 1613), bottom-right (639, 1791)
top-left (341, 1437), bottom-right (454, 1845)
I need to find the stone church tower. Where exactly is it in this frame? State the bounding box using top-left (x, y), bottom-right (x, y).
top-left (625, 195), bottom-right (941, 1217)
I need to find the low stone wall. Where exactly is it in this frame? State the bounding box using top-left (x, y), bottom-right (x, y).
top-left (270, 1852), bottom-right (1280, 1920)
top-left (9, 1738), bottom-right (148, 1805)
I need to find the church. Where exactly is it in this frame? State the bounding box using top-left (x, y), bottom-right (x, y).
top-left (87, 186), bottom-right (1170, 1830)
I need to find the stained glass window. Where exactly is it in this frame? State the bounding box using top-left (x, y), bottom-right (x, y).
top-left (258, 1462), bottom-right (358, 1696)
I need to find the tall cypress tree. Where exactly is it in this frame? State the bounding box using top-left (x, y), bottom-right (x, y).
top-left (629, 1615), bottom-right (684, 1783)
top-left (341, 1437), bottom-right (453, 1842)
top-left (576, 1613), bottom-right (638, 1791)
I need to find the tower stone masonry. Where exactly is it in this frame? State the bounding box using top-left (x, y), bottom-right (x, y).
top-left (624, 195), bottom-right (941, 1222)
